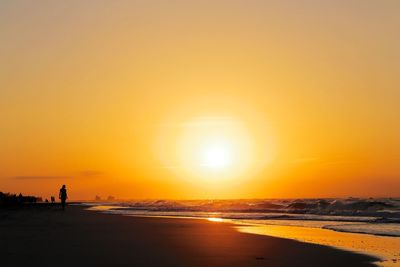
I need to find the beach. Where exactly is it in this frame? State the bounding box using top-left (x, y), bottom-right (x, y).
top-left (0, 205), bottom-right (377, 267)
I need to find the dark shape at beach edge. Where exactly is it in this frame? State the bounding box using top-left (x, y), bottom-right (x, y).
top-left (0, 191), bottom-right (41, 206)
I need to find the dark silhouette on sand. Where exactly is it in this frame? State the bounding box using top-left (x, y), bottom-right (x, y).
top-left (59, 185), bottom-right (68, 210)
top-left (0, 191), bottom-right (40, 206)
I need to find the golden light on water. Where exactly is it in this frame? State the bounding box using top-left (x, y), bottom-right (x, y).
top-left (207, 217), bottom-right (224, 222)
top-left (236, 224), bottom-right (400, 267)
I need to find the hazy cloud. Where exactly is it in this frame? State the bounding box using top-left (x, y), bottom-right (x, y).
top-left (155, 117), bottom-right (238, 128)
top-left (79, 170), bottom-right (103, 177)
top-left (292, 157), bottom-right (319, 164)
top-left (12, 176), bottom-right (70, 180)
top-left (10, 171), bottom-right (104, 180)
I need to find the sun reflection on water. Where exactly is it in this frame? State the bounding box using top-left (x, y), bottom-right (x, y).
top-left (207, 217), bottom-right (224, 222)
top-left (236, 224), bottom-right (400, 267)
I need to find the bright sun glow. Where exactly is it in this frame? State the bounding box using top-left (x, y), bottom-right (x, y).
top-left (201, 144), bottom-right (232, 169)
top-left (155, 114), bottom-right (274, 184)
top-left (175, 117), bottom-right (256, 180)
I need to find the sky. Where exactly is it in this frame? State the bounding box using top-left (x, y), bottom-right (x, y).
top-left (1, 0), bottom-right (399, 200)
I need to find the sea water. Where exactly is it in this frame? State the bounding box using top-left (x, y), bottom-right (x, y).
top-left (84, 198), bottom-right (400, 266)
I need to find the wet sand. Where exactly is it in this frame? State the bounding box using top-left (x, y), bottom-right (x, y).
top-left (237, 222), bottom-right (400, 267)
top-left (0, 204), bottom-right (378, 267)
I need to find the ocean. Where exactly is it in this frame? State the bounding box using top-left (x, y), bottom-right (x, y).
top-left (83, 198), bottom-right (400, 266)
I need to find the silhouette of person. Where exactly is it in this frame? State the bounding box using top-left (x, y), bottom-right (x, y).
top-left (59, 185), bottom-right (68, 210)
top-left (51, 196), bottom-right (55, 204)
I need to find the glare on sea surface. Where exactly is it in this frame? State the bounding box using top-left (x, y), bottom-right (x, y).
top-left (207, 217), bottom-right (224, 222)
top-left (236, 223), bottom-right (400, 267)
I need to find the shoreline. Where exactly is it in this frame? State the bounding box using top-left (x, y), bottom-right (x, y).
top-left (87, 205), bottom-right (400, 266)
top-left (234, 222), bottom-right (400, 267)
top-left (1, 204), bottom-right (378, 267)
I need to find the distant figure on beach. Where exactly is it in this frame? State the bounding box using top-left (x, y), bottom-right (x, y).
top-left (50, 196), bottom-right (55, 204)
top-left (59, 185), bottom-right (68, 210)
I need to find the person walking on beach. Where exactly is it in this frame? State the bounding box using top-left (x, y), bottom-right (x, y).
top-left (59, 185), bottom-right (68, 210)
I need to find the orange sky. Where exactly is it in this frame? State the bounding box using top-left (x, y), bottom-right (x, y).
top-left (1, 1), bottom-right (399, 200)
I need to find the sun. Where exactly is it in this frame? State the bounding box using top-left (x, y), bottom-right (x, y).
top-left (175, 117), bottom-right (255, 180)
top-left (201, 143), bottom-right (233, 169)
top-left (155, 114), bottom-right (275, 184)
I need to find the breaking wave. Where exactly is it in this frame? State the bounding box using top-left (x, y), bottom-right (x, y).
top-left (83, 198), bottom-right (400, 237)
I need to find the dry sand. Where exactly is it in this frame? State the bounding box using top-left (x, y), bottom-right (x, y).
top-left (0, 204), bottom-right (378, 267)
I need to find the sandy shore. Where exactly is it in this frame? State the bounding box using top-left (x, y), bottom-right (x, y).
top-left (0, 204), bottom-right (378, 267)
